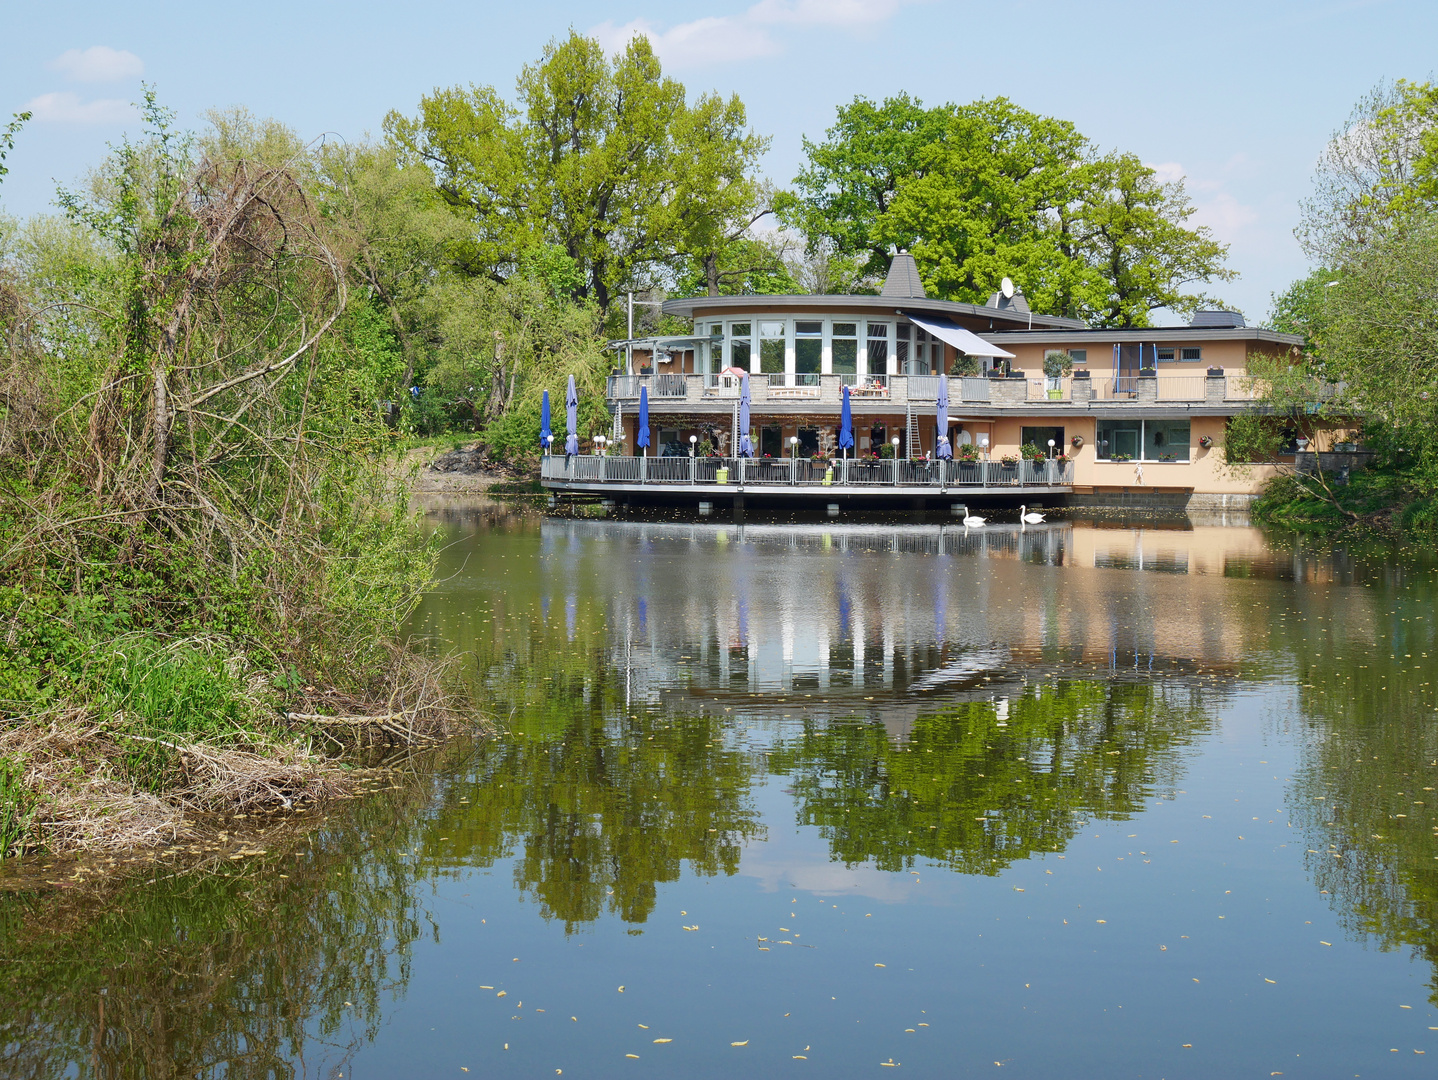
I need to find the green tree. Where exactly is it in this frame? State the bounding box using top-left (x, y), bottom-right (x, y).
top-left (783, 93), bottom-right (950, 276)
top-left (790, 95), bottom-right (1232, 325)
top-left (1299, 78), bottom-right (1438, 263)
top-left (387, 32), bottom-right (769, 313)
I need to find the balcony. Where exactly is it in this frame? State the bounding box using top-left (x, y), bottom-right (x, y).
top-left (542, 454), bottom-right (1076, 493)
top-left (603, 371), bottom-right (1255, 408)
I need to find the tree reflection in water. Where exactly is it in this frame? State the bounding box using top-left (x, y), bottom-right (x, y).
top-left (769, 679), bottom-right (1212, 873)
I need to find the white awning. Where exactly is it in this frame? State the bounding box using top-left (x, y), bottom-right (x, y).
top-left (906, 314), bottom-right (1015, 359)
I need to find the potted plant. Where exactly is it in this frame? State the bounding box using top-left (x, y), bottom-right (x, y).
top-left (1111, 453), bottom-right (1133, 462)
top-left (956, 442), bottom-right (980, 462)
top-left (951, 354), bottom-right (981, 377)
top-left (879, 443), bottom-right (895, 459)
top-left (1043, 351), bottom-right (1073, 399)
top-left (1000, 454), bottom-right (1020, 468)
top-left (1198, 435), bottom-right (1213, 449)
top-left (1019, 442), bottom-right (1045, 463)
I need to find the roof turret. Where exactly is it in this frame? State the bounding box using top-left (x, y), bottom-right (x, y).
top-left (880, 251), bottom-right (926, 299)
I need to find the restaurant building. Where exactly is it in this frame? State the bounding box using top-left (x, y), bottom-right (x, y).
top-left (547, 254), bottom-right (1313, 508)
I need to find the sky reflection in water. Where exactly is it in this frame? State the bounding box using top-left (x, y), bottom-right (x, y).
top-left (3, 504), bottom-right (1437, 1078)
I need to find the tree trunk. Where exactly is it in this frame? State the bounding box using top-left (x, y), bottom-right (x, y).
top-left (705, 254), bottom-right (721, 297)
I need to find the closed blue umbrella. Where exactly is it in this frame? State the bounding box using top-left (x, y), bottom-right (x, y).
top-left (838, 384), bottom-right (854, 459)
top-left (737, 373), bottom-right (753, 457)
top-left (935, 371), bottom-right (951, 459)
top-left (637, 385), bottom-right (650, 458)
top-left (564, 374), bottom-right (579, 456)
top-left (540, 389), bottom-right (552, 452)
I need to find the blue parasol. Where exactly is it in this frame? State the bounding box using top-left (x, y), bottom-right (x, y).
top-left (540, 389), bottom-right (552, 451)
top-left (564, 374), bottom-right (579, 456)
top-left (637, 385), bottom-right (650, 457)
top-left (838, 385), bottom-right (854, 458)
top-left (737, 373), bottom-right (753, 457)
top-left (935, 370), bottom-right (951, 459)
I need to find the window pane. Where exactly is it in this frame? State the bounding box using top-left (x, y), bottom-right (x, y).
top-left (795, 321), bottom-right (822, 336)
top-left (833, 322), bottom-right (857, 337)
top-left (731, 338), bottom-right (751, 370)
top-left (1069, 349), bottom-right (1087, 364)
top-left (1181, 347), bottom-right (1202, 362)
top-left (759, 320), bottom-right (785, 338)
top-left (1157, 347), bottom-right (1175, 362)
top-left (895, 324), bottom-right (911, 340)
top-left (1147, 419), bottom-right (1190, 461)
top-left (731, 323), bottom-right (750, 337)
top-left (1021, 426), bottom-right (1065, 454)
top-left (795, 338), bottom-right (821, 374)
top-left (832, 339), bottom-right (858, 374)
top-left (868, 338), bottom-right (888, 371)
top-left (868, 322), bottom-right (889, 339)
top-left (760, 337), bottom-right (785, 374)
top-left (1096, 420), bottom-right (1141, 459)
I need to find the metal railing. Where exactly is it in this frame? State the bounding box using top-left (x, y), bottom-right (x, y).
top-left (1156, 376), bottom-right (1206, 400)
top-left (1028, 379), bottom-right (1070, 401)
top-left (541, 455), bottom-right (1075, 489)
top-left (607, 375), bottom-right (643, 399)
top-left (907, 375), bottom-right (940, 401)
top-left (959, 377), bottom-right (990, 402)
top-left (654, 373), bottom-right (688, 397)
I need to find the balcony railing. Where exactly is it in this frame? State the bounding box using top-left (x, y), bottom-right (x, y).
top-left (541, 455), bottom-right (1075, 489)
top-left (1156, 376), bottom-right (1207, 400)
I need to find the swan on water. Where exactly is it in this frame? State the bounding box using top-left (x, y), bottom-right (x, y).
top-left (962, 510), bottom-right (987, 527)
top-left (1020, 505), bottom-right (1045, 524)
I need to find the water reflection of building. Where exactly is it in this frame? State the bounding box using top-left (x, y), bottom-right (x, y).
top-left (538, 518), bottom-right (1280, 734)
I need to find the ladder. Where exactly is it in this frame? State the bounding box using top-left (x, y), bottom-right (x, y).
top-left (904, 401), bottom-right (917, 458)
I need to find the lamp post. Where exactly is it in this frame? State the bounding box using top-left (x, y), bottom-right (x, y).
top-left (594, 435), bottom-right (606, 456)
top-left (689, 434), bottom-right (698, 457)
top-left (790, 435), bottom-right (799, 459)
top-left (978, 435), bottom-right (989, 462)
top-left (1047, 438), bottom-right (1056, 459)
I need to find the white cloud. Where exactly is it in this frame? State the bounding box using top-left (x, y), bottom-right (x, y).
top-left (23, 91), bottom-right (137, 125)
top-left (592, 0), bottom-right (919, 68)
top-left (1145, 159), bottom-right (1260, 246)
top-left (47, 45), bottom-right (144, 83)
top-left (1146, 160), bottom-right (1186, 185)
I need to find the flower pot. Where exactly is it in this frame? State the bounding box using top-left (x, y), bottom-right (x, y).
top-left (716, 467), bottom-right (729, 484)
top-left (1047, 389), bottom-right (1062, 400)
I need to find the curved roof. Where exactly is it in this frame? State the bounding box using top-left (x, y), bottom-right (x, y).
top-left (660, 293), bottom-right (1088, 331)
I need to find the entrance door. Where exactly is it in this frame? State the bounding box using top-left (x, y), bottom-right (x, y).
top-left (760, 426), bottom-right (783, 458)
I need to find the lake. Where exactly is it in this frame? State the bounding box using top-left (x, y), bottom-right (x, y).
top-left (3, 503), bottom-right (1437, 1078)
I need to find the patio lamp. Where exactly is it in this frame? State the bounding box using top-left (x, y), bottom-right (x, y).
top-left (790, 435), bottom-right (799, 458)
top-left (978, 434), bottom-right (989, 461)
top-left (690, 434), bottom-right (697, 457)
top-left (1048, 438), bottom-right (1055, 458)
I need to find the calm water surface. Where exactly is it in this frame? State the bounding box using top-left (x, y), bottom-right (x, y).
top-left (4, 504), bottom-right (1438, 1078)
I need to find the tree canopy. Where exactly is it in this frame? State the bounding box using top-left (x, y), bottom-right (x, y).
top-left (385, 31), bottom-right (770, 313)
top-left (787, 94), bottom-right (1234, 326)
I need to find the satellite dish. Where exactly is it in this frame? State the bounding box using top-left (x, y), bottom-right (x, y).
top-left (1001, 277), bottom-right (1015, 299)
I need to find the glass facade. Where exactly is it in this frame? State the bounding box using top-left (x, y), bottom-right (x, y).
top-left (831, 322), bottom-right (858, 377)
top-left (730, 323), bottom-right (751, 371)
top-left (794, 320), bottom-right (822, 385)
top-left (759, 321), bottom-right (785, 377)
top-left (867, 323), bottom-right (889, 375)
top-left (1096, 419), bottom-right (1190, 462)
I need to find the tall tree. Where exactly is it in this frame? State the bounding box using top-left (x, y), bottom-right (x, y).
top-left (789, 95), bottom-right (1232, 325)
top-left (1298, 78), bottom-right (1438, 263)
top-left (386, 32), bottom-right (768, 313)
top-left (782, 93), bottom-right (950, 277)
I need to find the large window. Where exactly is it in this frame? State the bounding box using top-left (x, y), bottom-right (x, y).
top-left (1146, 419), bottom-right (1191, 461)
top-left (759, 320), bottom-right (786, 378)
top-left (1096, 419), bottom-right (1190, 461)
top-left (705, 323), bottom-right (723, 373)
top-left (795, 320), bottom-right (821, 385)
top-left (867, 322), bottom-right (889, 375)
top-left (832, 322), bottom-right (858, 379)
top-left (1021, 426), bottom-right (1065, 456)
top-left (895, 323), bottom-right (910, 374)
top-left (729, 323), bottom-right (751, 371)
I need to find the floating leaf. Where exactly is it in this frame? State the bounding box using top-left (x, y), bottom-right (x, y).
top-left (653, 1038), bottom-right (672, 1044)
top-left (731, 1040), bottom-right (749, 1046)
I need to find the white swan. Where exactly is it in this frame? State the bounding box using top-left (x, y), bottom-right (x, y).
top-left (1020, 504), bottom-right (1045, 524)
top-left (962, 511), bottom-right (987, 527)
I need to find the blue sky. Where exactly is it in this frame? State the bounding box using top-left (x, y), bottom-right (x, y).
top-left (3, 0), bottom-right (1435, 321)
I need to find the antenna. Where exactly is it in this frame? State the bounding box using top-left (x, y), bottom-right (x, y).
top-left (1001, 277), bottom-right (1015, 300)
